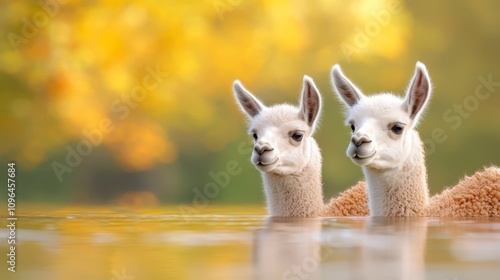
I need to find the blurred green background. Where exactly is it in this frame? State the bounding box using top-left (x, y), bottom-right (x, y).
top-left (1, 0), bottom-right (499, 208)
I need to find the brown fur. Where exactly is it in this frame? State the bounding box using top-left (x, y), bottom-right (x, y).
top-left (323, 165), bottom-right (500, 217)
top-left (323, 181), bottom-right (369, 216)
top-left (428, 166), bottom-right (500, 217)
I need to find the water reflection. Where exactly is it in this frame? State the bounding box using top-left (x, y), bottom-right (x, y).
top-left (254, 217), bottom-right (426, 280)
top-left (253, 217), bottom-right (322, 280)
top-left (253, 217), bottom-right (500, 280)
top-left (351, 217), bottom-right (427, 280)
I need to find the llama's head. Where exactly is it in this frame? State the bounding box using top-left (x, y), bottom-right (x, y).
top-left (331, 62), bottom-right (431, 170)
top-left (233, 76), bottom-right (322, 175)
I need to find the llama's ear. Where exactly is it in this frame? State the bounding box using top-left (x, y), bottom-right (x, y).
top-left (403, 62), bottom-right (432, 124)
top-left (300, 75), bottom-right (322, 130)
top-left (233, 80), bottom-right (266, 118)
top-left (331, 64), bottom-right (365, 107)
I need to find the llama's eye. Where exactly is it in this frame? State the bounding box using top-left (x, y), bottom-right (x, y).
top-left (350, 124), bottom-right (355, 132)
top-left (391, 124), bottom-right (404, 134)
top-left (291, 132), bottom-right (303, 142)
top-left (252, 133), bottom-right (258, 140)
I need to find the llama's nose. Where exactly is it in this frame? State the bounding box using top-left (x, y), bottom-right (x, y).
top-left (255, 143), bottom-right (274, 155)
top-left (351, 134), bottom-right (372, 147)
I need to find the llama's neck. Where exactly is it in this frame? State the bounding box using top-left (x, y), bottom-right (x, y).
top-left (261, 140), bottom-right (324, 217)
top-left (363, 132), bottom-right (429, 216)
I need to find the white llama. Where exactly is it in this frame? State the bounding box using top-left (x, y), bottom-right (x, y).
top-left (331, 62), bottom-right (500, 217)
top-left (233, 76), bottom-right (368, 217)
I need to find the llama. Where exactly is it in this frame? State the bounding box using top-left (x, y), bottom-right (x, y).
top-left (233, 76), bottom-right (368, 217)
top-left (331, 62), bottom-right (500, 217)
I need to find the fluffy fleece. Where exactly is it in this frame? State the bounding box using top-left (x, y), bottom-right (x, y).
top-left (428, 166), bottom-right (500, 217)
top-left (233, 76), bottom-right (369, 217)
top-left (331, 62), bottom-right (500, 217)
top-left (324, 181), bottom-right (369, 216)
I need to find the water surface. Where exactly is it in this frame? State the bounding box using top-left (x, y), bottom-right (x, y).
top-left (1, 206), bottom-right (500, 279)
